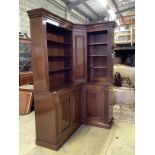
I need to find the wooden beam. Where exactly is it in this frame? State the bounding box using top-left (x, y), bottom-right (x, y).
top-left (74, 7), bottom-right (93, 20)
top-left (67, 0), bottom-right (89, 10)
top-left (83, 2), bottom-right (100, 18)
top-left (118, 6), bottom-right (135, 14)
top-left (112, 0), bottom-right (119, 12)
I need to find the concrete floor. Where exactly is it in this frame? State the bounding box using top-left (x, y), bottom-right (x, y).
top-left (19, 112), bottom-right (134, 155)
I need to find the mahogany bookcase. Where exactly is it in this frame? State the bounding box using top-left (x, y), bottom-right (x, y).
top-left (28, 8), bottom-right (116, 150)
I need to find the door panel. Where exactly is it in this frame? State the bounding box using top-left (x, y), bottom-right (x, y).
top-left (86, 91), bottom-right (102, 117)
top-left (59, 92), bottom-right (71, 133)
top-left (82, 85), bottom-right (105, 122)
top-left (71, 86), bottom-right (81, 123)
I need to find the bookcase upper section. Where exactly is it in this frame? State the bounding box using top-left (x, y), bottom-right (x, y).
top-left (27, 8), bottom-right (116, 92)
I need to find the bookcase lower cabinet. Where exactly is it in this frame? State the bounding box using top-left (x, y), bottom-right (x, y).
top-left (82, 84), bottom-right (113, 129)
top-left (34, 85), bottom-right (82, 150)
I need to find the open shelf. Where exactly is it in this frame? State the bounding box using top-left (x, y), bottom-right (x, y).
top-left (87, 30), bottom-right (109, 83)
top-left (46, 22), bottom-right (72, 90)
top-left (89, 66), bottom-right (107, 69)
top-left (87, 42), bottom-right (107, 46)
top-left (88, 55), bottom-right (107, 57)
top-left (48, 54), bottom-right (71, 57)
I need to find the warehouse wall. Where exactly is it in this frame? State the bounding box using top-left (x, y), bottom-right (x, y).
top-left (19, 0), bottom-right (88, 37)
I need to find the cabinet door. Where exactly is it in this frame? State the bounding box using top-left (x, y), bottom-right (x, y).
top-left (73, 29), bottom-right (87, 83)
top-left (71, 86), bottom-right (82, 124)
top-left (82, 85), bottom-right (104, 122)
top-left (59, 92), bottom-right (72, 133)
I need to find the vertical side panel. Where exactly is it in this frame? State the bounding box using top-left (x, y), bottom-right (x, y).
top-left (34, 93), bottom-right (57, 143)
top-left (30, 17), bottom-right (49, 91)
top-left (107, 28), bottom-right (113, 84)
top-left (73, 29), bottom-right (87, 83)
top-left (108, 85), bottom-right (113, 122)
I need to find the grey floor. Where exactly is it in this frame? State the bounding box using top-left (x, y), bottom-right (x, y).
top-left (19, 111), bottom-right (134, 155)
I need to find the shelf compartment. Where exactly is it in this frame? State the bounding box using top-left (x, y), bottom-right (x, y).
top-left (88, 45), bottom-right (107, 55)
top-left (46, 23), bottom-right (72, 43)
top-left (49, 72), bottom-right (71, 90)
top-left (48, 46), bottom-right (71, 56)
top-left (90, 57), bottom-right (107, 67)
top-left (89, 67), bottom-right (107, 83)
top-left (88, 31), bottom-right (108, 44)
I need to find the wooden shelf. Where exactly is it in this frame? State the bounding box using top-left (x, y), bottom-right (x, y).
top-left (88, 55), bottom-right (107, 57)
top-left (87, 42), bottom-right (107, 46)
top-left (47, 33), bottom-right (71, 45)
top-left (115, 33), bottom-right (131, 36)
top-left (47, 40), bottom-right (71, 46)
top-left (115, 40), bottom-right (132, 44)
top-left (115, 30), bottom-right (129, 32)
top-left (48, 55), bottom-right (71, 58)
top-left (88, 66), bottom-right (107, 69)
top-left (114, 46), bottom-right (135, 51)
top-left (49, 67), bottom-right (71, 73)
top-left (50, 84), bottom-right (77, 93)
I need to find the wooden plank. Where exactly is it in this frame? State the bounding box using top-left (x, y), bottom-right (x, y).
top-left (19, 91), bottom-right (33, 115)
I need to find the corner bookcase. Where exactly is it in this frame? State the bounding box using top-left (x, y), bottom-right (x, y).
top-left (28, 8), bottom-right (116, 151)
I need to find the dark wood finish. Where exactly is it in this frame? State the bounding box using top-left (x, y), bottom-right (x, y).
top-left (87, 29), bottom-right (113, 84)
top-left (19, 71), bottom-right (33, 85)
top-left (82, 84), bottom-right (113, 128)
top-left (73, 27), bottom-right (87, 84)
top-left (28, 8), bottom-right (115, 150)
top-left (34, 85), bottom-right (82, 150)
top-left (71, 86), bottom-right (82, 125)
top-left (47, 23), bottom-right (73, 90)
top-left (29, 16), bottom-right (49, 91)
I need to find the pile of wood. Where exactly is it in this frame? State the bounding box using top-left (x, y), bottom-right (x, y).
top-left (119, 12), bottom-right (135, 25)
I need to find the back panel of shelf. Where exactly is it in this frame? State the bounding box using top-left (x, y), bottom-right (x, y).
top-left (46, 23), bottom-right (73, 90)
